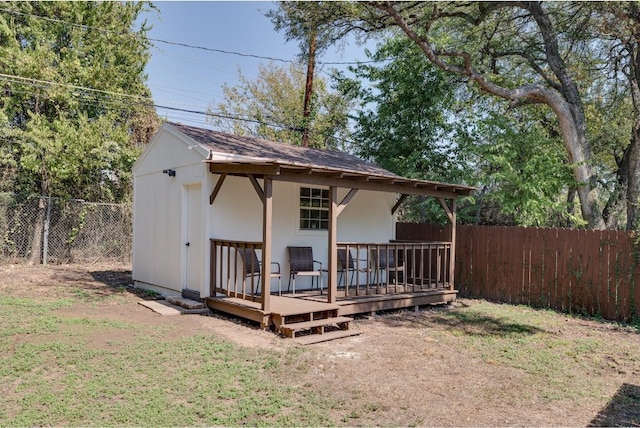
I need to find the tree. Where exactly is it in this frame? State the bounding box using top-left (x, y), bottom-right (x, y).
top-left (592, 3), bottom-right (640, 230)
top-left (207, 62), bottom-right (351, 149)
top-left (338, 38), bottom-right (457, 180)
top-left (458, 107), bottom-right (576, 227)
top-left (270, 1), bottom-right (632, 229)
top-left (336, 37), bottom-right (464, 223)
top-left (339, 36), bottom-right (576, 226)
top-left (0, 2), bottom-right (159, 263)
top-left (0, 1), bottom-right (159, 202)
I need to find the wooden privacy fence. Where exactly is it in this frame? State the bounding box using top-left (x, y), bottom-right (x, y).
top-left (397, 223), bottom-right (640, 322)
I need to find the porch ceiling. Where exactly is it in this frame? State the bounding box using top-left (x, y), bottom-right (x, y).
top-left (207, 161), bottom-right (474, 199)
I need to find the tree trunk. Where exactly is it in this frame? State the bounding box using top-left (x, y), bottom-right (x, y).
top-left (545, 95), bottom-right (604, 229)
top-left (625, 36), bottom-right (640, 231)
top-left (627, 111), bottom-right (640, 230)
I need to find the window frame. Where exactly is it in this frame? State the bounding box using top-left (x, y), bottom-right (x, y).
top-left (298, 186), bottom-right (329, 231)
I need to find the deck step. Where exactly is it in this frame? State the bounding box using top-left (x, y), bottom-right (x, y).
top-left (279, 316), bottom-right (352, 338)
top-left (293, 329), bottom-right (361, 345)
top-left (166, 296), bottom-right (205, 310)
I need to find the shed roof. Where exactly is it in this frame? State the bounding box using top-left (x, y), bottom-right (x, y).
top-left (167, 122), bottom-right (474, 197)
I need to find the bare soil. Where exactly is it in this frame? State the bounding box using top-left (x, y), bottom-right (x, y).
top-left (1, 262), bottom-right (639, 427)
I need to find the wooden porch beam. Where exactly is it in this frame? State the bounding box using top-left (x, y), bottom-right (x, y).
top-left (392, 194), bottom-right (409, 215)
top-left (209, 163), bottom-right (281, 176)
top-left (275, 171), bottom-right (462, 199)
top-left (437, 197), bottom-right (457, 290)
top-left (209, 172), bottom-right (227, 205)
top-left (437, 197), bottom-right (455, 224)
top-left (336, 188), bottom-right (358, 217)
top-left (261, 176), bottom-right (273, 314)
top-left (248, 174), bottom-right (264, 201)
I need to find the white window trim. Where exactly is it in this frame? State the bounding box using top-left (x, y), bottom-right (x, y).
top-left (296, 185), bottom-right (329, 235)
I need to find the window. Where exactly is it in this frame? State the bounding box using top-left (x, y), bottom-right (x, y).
top-left (299, 187), bottom-right (329, 230)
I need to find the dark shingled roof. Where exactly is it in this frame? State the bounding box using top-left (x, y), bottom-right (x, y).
top-left (169, 122), bottom-right (399, 179)
top-left (167, 122), bottom-right (474, 196)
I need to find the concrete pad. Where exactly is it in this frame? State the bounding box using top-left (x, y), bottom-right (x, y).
top-left (138, 300), bottom-right (182, 316)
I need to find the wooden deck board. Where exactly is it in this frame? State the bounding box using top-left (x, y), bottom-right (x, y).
top-left (296, 288), bottom-right (455, 304)
top-left (269, 296), bottom-right (339, 315)
top-left (294, 288), bottom-right (458, 316)
top-left (280, 316), bottom-right (352, 331)
top-left (205, 295), bottom-right (339, 317)
top-left (206, 289), bottom-right (456, 331)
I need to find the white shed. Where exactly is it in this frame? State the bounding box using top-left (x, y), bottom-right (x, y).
top-left (132, 122), bottom-right (473, 328)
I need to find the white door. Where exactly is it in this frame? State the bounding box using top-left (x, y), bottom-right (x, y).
top-left (184, 184), bottom-right (202, 292)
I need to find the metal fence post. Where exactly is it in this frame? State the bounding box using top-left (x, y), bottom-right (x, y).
top-left (42, 196), bottom-right (51, 266)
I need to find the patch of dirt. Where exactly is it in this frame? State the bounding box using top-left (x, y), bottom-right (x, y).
top-left (1, 263), bottom-right (639, 426)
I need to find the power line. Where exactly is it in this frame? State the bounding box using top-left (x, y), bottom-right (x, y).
top-left (0, 8), bottom-right (362, 146)
top-left (0, 7), bottom-right (385, 67)
top-left (1, 73), bottom-right (358, 147)
top-left (0, 72), bottom-right (308, 133)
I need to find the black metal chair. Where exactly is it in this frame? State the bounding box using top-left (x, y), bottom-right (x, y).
top-left (237, 247), bottom-right (282, 295)
top-left (371, 247), bottom-right (404, 286)
top-left (287, 246), bottom-right (323, 294)
top-left (337, 248), bottom-right (372, 288)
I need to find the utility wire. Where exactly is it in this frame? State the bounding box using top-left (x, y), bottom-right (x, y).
top-left (0, 9), bottom-right (362, 145)
top-left (0, 72), bottom-right (308, 132)
top-left (0, 7), bottom-right (386, 67)
top-left (1, 73), bottom-right (358, 147)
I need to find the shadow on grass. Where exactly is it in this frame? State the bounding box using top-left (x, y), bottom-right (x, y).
top-left (86, 269), bottom-right (159, 300)
top-left (39, 267), bottom-right (133, 297)
top-left (377, 308), bottom-right (544, 337)
top-left (429, 311), bottom-right (545, 337)
top-left (89, 269), bottom-right (131, 288)
top-left (589, 383), bottom-right (640, 427)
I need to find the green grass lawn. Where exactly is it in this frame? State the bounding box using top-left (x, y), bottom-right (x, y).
top-left (1, 274), bottom-right (639, 426)
top-left (0, 294), bottom-right (334, 427)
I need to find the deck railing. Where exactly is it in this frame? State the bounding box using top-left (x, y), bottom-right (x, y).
top-left (336, 242), bottom-right (451, 297)
top-left (210, 239), bottom-right (452, 302)
top-left (210, 239), bottom-right (266, 303)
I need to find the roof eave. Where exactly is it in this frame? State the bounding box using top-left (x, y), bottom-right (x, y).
top-left (206, 158), bottom-right (475, 198)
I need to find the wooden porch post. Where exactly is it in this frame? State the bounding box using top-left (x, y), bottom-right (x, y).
top-left (438, 197), bottom-right (457, 291)
top-left (449, 198), bottom-right (457, 290)
top-left (327, 186), bottom-right (338, 304)
top-left (261, 176), bottom-right (273, 312)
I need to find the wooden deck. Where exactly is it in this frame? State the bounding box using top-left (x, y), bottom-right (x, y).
top-left (293, 287), bottom-right (457, 316)
top-left (205, 294), bottom-right (359, 343)
top-left (205, 287), bottom-right (456, 339)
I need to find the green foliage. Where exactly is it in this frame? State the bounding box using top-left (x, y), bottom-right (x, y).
top-left (267, 2), bottom-right (367, 58)
top-left (337, 37), bottom-right (473, 224)
top-left (339, 37), bottom-right (459, 181)
top-left (270, 1), bottom-right (640, 229)
top-left (0, 2), bottom-right (159, 201)
top-left (336, 36), bottom-right (576, 226)
top-left (458, 107), bottom-right (578, 227)
top-left (208, 62), bottom-right (351, 149)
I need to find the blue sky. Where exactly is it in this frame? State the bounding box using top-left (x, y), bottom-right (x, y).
top-left (140, 1), bottom-right (373, 128)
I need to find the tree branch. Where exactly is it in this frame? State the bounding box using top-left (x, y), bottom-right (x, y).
top-left (375, 1), bottom-right (564, 107)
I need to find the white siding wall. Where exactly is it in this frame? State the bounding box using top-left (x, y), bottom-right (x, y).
top-left (132, 129), bottom-right (207, 295)
top-left (208, 178), bottom-right (395, 293)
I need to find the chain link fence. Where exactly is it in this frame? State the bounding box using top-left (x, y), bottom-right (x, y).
top-left (0, 193), bottom-right (132, 264)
